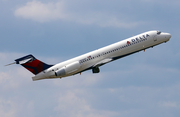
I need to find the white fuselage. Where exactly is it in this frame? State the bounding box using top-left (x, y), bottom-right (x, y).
top-left (32, 30), bottom-right (171, 81)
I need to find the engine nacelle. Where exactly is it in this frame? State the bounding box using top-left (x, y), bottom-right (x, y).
top-left (55, 61), bottom-right (81, 77)
top-left (55, 68), bottom-right (65, 76)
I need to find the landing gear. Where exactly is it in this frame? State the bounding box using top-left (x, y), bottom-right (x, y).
top-left (92, 67), bottom-right (100, 73)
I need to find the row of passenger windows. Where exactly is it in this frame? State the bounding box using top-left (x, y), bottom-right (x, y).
top-left (79, 38), bottom-right (148, 64)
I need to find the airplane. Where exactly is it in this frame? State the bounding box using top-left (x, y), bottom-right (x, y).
top-left (6, 30), bottom-right (171, 81)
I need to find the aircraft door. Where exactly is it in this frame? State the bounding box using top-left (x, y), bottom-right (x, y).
top-left (153, 35), bottom-right (157, 42)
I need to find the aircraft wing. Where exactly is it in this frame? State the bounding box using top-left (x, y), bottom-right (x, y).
top-left (93, 58), bottom-right (113, 67)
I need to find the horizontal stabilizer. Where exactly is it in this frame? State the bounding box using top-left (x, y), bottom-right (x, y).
top-left (15, 54), bottom-right (36, 64)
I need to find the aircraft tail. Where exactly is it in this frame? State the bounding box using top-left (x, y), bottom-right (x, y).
top-left (14, 54), bottom-right (53, 75)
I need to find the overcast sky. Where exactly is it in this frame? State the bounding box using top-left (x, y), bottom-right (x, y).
top-left (0, 0), bottom-right (180, 117)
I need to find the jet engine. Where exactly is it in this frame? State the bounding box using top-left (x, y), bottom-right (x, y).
top-left (55, 61), bottom-right (81, 77)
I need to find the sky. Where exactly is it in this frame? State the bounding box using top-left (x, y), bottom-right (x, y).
top-left (0, 0), bottom-right (180, 117)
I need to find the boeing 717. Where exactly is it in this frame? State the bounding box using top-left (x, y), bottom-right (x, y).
top-left (6, 30), bottom-right (171, 81)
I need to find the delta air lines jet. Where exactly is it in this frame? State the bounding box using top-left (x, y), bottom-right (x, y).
top-left (6, 30), bottom-right (171, 81)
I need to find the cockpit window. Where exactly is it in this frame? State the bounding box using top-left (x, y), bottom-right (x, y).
top-left (157, 31), bottom-right (161, 35)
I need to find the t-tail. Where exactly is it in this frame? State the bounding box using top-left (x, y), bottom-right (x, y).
top-left (6, 54), bottom-right (53, 75)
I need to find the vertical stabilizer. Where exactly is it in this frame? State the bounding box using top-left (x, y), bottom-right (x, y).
top-left (15, 54), bottom-right (53, 75)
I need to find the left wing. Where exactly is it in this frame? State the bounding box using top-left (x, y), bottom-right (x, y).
top-left (93, 58), bottom-right (113, 67)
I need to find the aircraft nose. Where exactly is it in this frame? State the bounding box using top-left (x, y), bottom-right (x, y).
top-left (164, 32), bottom-right (171, 41)
top-left (166, 33), bottom-right (171, 39)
